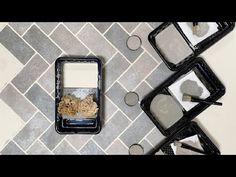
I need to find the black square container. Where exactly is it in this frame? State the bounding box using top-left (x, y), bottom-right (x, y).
top-left (140, 23), bottom-right (235, 154)
top-left (149, 121), bottom-right (220, 155)
top-left (141, 57), bottom-right (225, 137)
top-left (55, 57), bottom-right (102, 134)
top-left (149, 22), bottom-right (235, 71)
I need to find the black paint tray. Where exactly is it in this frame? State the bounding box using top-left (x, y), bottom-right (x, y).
top-left (55, 57), bottom-right (102, 134)
top-left (149, 121), bottom-right (220, 155)
top-left (149, 22), bottom-right (235, 71)
top-left (141, 57), bottom-right (225, 136)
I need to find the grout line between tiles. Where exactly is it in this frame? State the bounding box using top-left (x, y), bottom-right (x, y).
top-left (47, 22), bottom-right (62, 36)
top-left (32, 23), bottom-right (68, 58)
top-left (0, 110), bottom-right (39, 152)
top-left (104, 137), bottom-right (119, 152)
top-left (23, 121), bottom-right (54, 152)
top-left (74, 22), bottom-right (89, 36)
top-left (104, 50), bottom-right (145, 93)
top-left (102, 51), bottom-right (118, 68)
top-left (104, 95), bottom-right (133, 123)
top-left (9, 82), bottom-right (52, 123)
top-left (37, 82), bottom-right (55, 100)
top-left (60, 23), bottom-right (92, 54)
top-left (7, 24), bottom-right (52, 66)
top-left (128, 23), bottom-right (162, 64)
top-left (112, 110), bottom-right (144, 148)
top-left (64, 138), bottom-right (80, 154)
top-left (118, 137), bottom-right (129, 149)
top-left (104, 109), bottom-right (119, 124)
top-left (145, 22), bottom-right (154, 30)
top-left (11, 139), bottom-right (28, 154)
top-left (132, 61), bottom-right (161, 91)
top-left (117, 23), bottom-right (133, 36)
top-left (130, 22), bottom-right (143, 35)
top-left (91, 138), bottom-right (107, 155)
top-left (10, 82), bottom-right (53, 124)
top-left (145, 137), bottom-right (155, 148)
top-left (51, 136), bottom-right (66, 152)
top-left (77, 136), bottom-right (93, 153)
top-left (0, 52), bottom-right (36, 93)
top-left (102, 22), bottom-right (115, 35)
top-left (117, 80), bottom-right (129, 92)
top-left (89, 22), bottom-right (132, 65)
top-left (36, 139), bottom-right (54, 155)
top-left (20, 23), bottom-right (34, 37)
top-left (138, 127), bottom-right (156, 144)
top-left (144, 80), bottom-right (154, 90)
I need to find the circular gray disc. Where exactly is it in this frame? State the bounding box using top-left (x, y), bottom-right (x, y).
top-left (124, 92), bottom-right (139, 107)
top-left (129, 144), bottom-right (144, 155)
top-left (126, 35), bottom-right (142, 51)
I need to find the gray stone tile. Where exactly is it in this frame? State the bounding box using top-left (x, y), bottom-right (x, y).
top-left (14, 112), bottom-right (50, 150)
top-left (119, 52), bottom-right (157, 91)
top-left (92, 22), bottom-right (113, 33)
top-left (9, 22), bottom-right (32, 36)
top-left (132, 23), bottom-right (162, 63)
top-left (25, 84), bottom-right (55, 121)
top-left (40, 124), bottom-right (65, 150)
top-left (146, 127), bottom-right (165, 148)
top-left (51, 90), bottom-right (55, 98)
top-left (0, 84), bottom-right (37, 122)
top-left (50, 24), bottom-right (89, 56)
top-left (66, 134), bottom-right (92, 151)
top-left (104, 23), bottom-right (143, 63)
top-left (140, 139), bottom-right (153, 154)
top-left (0, 141), bottom-right (25, 155)
top-left (106, 139), bottom-right (128, 155)
top-left (79, 140), bottom-right (105, 155)
top-left (36, 22), bottom-right (58, 34)
top-left (134, 81), bottom-right (152, 101)
top-left (38, 64), bottom-right (55, 93)
top-left (23, 25), bottom-right (62, 64)
top-left (106, 82), bottom-right (142, 120)
top-left (146, 62), bottom-right (175, 89)
top-left (12, 54), bottom-right (49, 93)
top-left (120, 112), bottom-right (155, 147)
top-left (27, 140), bottom-right (52, 155)
top-left (0, 25), bottom-right (35, 64)
top-left (119, 22), bottom-right (139, 33)
top-left (78, 23), bottom-right (116, 61)
top-left (148, 22), bottom-right (163, 29)
top-left (53, 140), bottom-right (78, 155)
top-left (93, 111), bottom-right (130, 150)
top-left (103, 96), bottom-right (117, 124)
top-left (103, 53), bottom-right (130, 91)
top-left (64, 22), bottom-right (86, 34)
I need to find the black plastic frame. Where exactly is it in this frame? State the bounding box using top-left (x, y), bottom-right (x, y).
top-left (148, 122), bottom-right (220, 155)
top-left (148, 22), bottom-right (235, 71)
top-left (140, 57), bottom-right (225, 136)
top-left (55, 57), bottom-right (102, 134)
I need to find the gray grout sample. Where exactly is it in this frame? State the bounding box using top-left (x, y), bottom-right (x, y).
top-left (150, 94), bottom-right (183, 129)
top-left (155, 24), bottom-right (193, 64)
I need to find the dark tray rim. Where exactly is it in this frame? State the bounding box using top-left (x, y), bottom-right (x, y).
top-left (140, 57), bottom-right (226, 136)
top-left (148, 121), bottom-right (220, 155)
top-left (54, 57), bottom-right (102, 135)
top-left (148, 22), bottom-right (235, 71)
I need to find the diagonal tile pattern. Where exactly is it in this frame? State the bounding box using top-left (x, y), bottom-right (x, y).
top-left (0, 22), bottom-right (167, 155)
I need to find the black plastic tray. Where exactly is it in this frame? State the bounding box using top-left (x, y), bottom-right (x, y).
top-left (149, 122), bottom-right (220, 155)
top-left (55, 57), bottom-right (102, 134)
top-left (148, 22), bottom-right (235, 71)
top-left (140, 57), bottom-right (225, 136)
